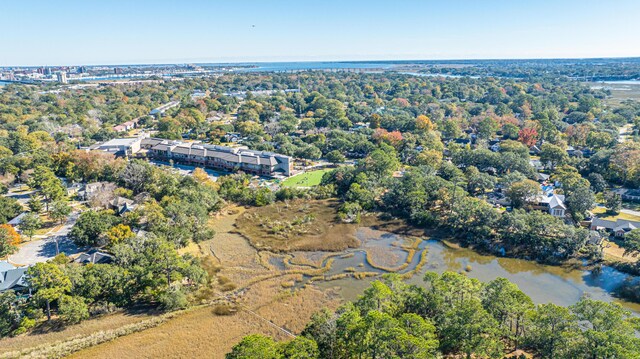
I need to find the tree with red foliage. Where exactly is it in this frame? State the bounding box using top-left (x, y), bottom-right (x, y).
top-left (373, 128), bottom-right (403, 148)
top-left (518, 128), bottom-right (539, 147)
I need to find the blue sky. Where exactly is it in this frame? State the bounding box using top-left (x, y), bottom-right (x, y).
top-left (2, 0), bottom-right (639, 66)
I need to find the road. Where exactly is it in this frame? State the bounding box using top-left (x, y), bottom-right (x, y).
top-left (8, 212), bottom-right (81, 266)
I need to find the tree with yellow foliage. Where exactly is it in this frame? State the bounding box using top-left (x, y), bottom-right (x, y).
top-left (416, 115), bottom-right (436, 132)
top-left (106, 224), bottom-right (135, 245)
top-left (0, 224), bottom-right (20, 257)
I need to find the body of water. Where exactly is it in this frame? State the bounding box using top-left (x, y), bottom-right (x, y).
top-left (315, 230), bottom-right (640, 314)
top-left (230, 61), bottom-right (399, 72)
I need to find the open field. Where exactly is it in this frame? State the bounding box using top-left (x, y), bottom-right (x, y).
top-left (280, 169), bottom-right (330, 187)
top-left (236, 199), bottom-right (360, 252)
top-left (602, 240), bottom-right (638, 263)
top-left (67, 279), bottom-right (340, 359)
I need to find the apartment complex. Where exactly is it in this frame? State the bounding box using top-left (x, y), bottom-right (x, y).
top-left (141, 138), bottom-right (292, 176)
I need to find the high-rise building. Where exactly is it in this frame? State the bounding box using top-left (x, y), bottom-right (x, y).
top-left (77, 66), bottom-right (87, 74)
top-left (114, 67), bottom-right (123, 74)
top-left (43, 67), bottom-right (52, 75)
top-left (56, 72), bottom-right (68, 84)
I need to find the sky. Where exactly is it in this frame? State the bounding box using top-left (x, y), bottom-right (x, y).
top-left (1, 0), bottom-right (639, 66)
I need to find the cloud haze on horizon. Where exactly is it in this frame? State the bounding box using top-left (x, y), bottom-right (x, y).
top-left (2, 0), bottom-right (639, 66)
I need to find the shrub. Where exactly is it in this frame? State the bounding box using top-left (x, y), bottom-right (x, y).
top-left (158, 289), bottom-right (188, 311)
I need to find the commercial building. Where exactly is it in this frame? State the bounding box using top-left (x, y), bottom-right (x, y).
top-left (56, 72), bottom-right (68, 84)
top-left (90, 137), bottom-right (142, 157)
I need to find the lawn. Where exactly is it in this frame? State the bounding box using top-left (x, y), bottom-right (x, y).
top-left (281, 169), bottom-right (330, 187)
top-left (592, 206), bottom-right (640, 222)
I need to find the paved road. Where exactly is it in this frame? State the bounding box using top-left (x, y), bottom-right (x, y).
top-left (9, 212), bottom-right (81, 266)
top-left (621, 208), bottom-right (640, 218)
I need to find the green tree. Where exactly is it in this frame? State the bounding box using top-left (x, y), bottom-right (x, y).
top-left (571, 298), bottom-right (640, 359)
top-left (281, 336), bottom-right (319, 359)
top-left (325, 150), bottom-right (346, 164)
top-left (0, 197), bottom-right (22, 224)
top-left (26, 262), bottom-right (72, 321)
top-left (481, 278), bottom-right (533, 350)
top-left (540, 143), bottom-right (568, 170)
top-left (565, 185), bottom-right (594, 221)
top-left (604, 191), bottom-right (622, 215)
top-left (58, 295), bottom-right (89, 324)
top-left (69, 210), bottom-right (115, 246)
top-left (50, 200), bottom-right (72, 225)
top-left (0, 291), bottom-right (20, 336)
top-left (27, 195), bottom-right (44, 213)
top-left (506, 179), bottom-right (541, 209)
top-left (439, 299), bottom-right (503, 359)
top-left (226, 334), bottom-right (281, 359)
top-left (526, 303), bottom-right (578, 359)
top-left (620, 229), bottom-right (640, 257)
top-left (20, 212), bottom-right (42, 241)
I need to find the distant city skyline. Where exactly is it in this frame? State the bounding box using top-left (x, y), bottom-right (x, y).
top-left (2, 0), bottom-right (639, 66)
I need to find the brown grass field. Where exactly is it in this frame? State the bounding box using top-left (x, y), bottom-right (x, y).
top-left (67, 282), bottom-right (340, 359)
top-left (1, 202), bottom-right (424, 358)
top-left (235, 199), bottom-right (360, 252)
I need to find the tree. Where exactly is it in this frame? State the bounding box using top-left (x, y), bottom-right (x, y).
top-left (28, 166), bottom-right (65, 212)
top-left (526, 303), bottom-right (579, 359)
top-left (0, 224), bottom-right (20, 257)
top-left (27, 195), bottom-right (43, 213)
top-left (605, 191), bottom-right (622, 215)
top-left (481, 278), bottom-right (533, 350)
top-left (439, 299), bottom-right (503, 359)
top-left (0, 197), bottom-right (22, 224)
top-left (281, 336), bottom-right (319, 359)
top-left (69, 210), bottom-right (115, 247)
top-left (540, 143), bottom-right (568, 170)
top-left (0, 291), bottom-right (20, 337)
top-left (518, 127), bottom-right (539, 147)
top-left (58, 295), bottom-right (89, 324)
top-left (106, 224), bottom-right (135, 245)
top-left (226, 334), bottom-right (281, 359)
top-left (587, 173), bottom-right (607, 193)
top-left (506, 179), bottom-right (541, 209)
top-left (50, 200), bottom-right (71, 225)
top-left (476, 117), bottom-right (499, 139)
top-left (465, 166), bottom-right (496, 195)
top-left (570, 298), bottom-right (639, 359)
top-left (566, 186), bottom-right (595, 221)
top-left (362, 144), bottom-right (399, 178)
top-left (415, 114), bottom-right (436, 132)
top-left (26, 262), bottom-right (71, 321)
top-left (20, 212), bottom-right (42, 241)
top-left (620, 229), bottom-right (640, 257)
top-left (325, 150), bottom-right (345, 164)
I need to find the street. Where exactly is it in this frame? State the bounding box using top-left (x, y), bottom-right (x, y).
top-left (8, 212), bottom-right (81, 266)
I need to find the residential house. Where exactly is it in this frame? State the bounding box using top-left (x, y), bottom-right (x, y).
top-left (110, 196), bottom-right (136, 216)
top-left (0, 261), bottom-right (28, 292)
top-left (530, 193), bottom-right (567, 218)
top-left (7, 212), bottom-right (27, 229)
top-left (74, 250), bottom-right (114, 265)
top-left (590, 218), bottom-right (640, 238)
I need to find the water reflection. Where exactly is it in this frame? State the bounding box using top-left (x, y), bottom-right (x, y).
top-left (315, 233), bottom-right (640, 314)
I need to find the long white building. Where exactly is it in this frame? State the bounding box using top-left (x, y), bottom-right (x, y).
top-left (140, 138), bottom-right (292, 177)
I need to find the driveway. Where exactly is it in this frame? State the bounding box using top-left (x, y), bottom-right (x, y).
top-left (8, 212), bottom-right (81, 266)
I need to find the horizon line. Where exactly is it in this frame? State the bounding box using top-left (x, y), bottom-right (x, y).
top-left (3, 55), bottom-right (640, 68)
